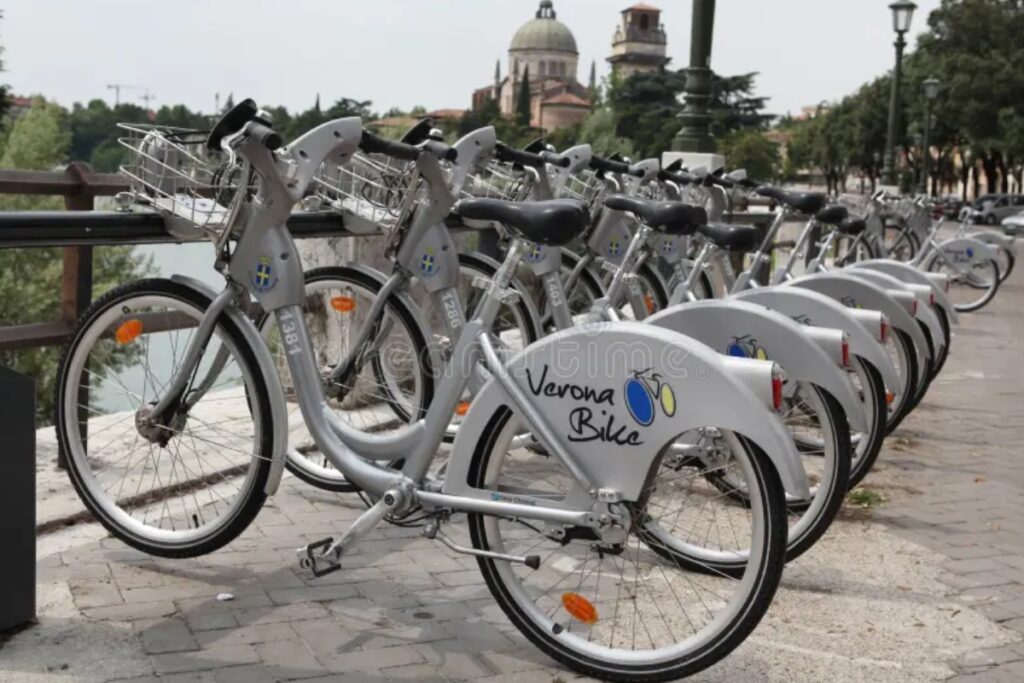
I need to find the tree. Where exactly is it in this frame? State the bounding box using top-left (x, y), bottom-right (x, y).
top-left (608, 68), bottom-right (773, 158)
top-left (577, 108), bottom-right (634, 158)
top-left (720, 130), bottom-right (780, 181)
top-left (516, 67), bottom-right (532, 127)
top-left (0, 11), bottom-right (9, 122)
top-left (0, 99), bottom-right (152, 423)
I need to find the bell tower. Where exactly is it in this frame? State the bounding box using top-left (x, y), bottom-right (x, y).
top-left (608, 4), bottom-right (669, 80)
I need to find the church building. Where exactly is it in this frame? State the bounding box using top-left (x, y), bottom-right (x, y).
top-left (471, 1), bottom-right (669, 133)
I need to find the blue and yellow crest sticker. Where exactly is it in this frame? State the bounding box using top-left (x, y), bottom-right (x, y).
top-left (727, 334), bottom-right (768, 360)
top-left (251, 256), bottom-right (278, 294)
top-left (420, 248), bottom-right (439, 277)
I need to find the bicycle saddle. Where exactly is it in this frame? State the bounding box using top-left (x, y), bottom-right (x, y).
top-left (755, 185), bottom-right (827, 215)
top-left (457, 198), bottom-right (590, 246)
top-left (697, 222), bottom-right (760, 252)
top-left (815, 205), bottom-right (849, 225)
top-left (602, 195), bottom-right (707, 235)
top-left (837, 217), bottom-right (867, 236)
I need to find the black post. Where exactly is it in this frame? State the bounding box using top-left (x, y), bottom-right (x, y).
top-left (672, 0), bottom-right (717, 153)
top-left (882, 32), bottom-right (908, 186)
top-left (0, 366), bottom-right (36, 632)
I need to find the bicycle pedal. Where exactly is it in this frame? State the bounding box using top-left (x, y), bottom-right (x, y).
top-left (297, 537), bottom-right (341, 578)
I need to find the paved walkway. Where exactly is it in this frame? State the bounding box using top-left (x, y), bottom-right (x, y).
top-left (4, 261), bottom-right (1024, 682)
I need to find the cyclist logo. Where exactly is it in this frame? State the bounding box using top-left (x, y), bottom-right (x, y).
top-left (792, 313), bottom-right (814, 326)
top-left (420, 248), bottom-right (439, 277)
top-left (252, 256), bottom-right (278, 294)
top-left (727, 334), bottom-right (768, 360)
top-left (624, 370), bottom-right (676, 427)
top-left (607, 239), bottom-right (622, 257)
top-left (840, 295), bottom-right (863, 309)
top-left (525, 242), bottom-right (545, 263)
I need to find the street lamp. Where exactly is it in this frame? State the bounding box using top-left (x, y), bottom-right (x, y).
top-left (882, 0), bottom-right (917, 186)
top-left (919, 76), bottom-right (941, 194)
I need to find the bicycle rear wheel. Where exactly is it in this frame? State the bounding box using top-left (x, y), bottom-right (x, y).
top-left (927, 255), bottom-right (1000, 313)
top-left (54, 279), bottom-right (274, 557)
top-left (467, 407), bottom-right (787, 682)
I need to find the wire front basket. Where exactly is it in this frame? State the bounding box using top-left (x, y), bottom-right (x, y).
top-left (560, 169), bottom-right (606, 209)
top-left (313, 153), bottom-right (419, 234)
top-left (461, 160), bottom-right (531, 201)
top-left (118, 124), bottom-right (244, 238)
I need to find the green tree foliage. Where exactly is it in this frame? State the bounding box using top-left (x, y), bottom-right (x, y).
top-left (516, 67), bottom-right (532, 127)
top-left (783, 0), bottom-right (1024, 197)
top-left (0, 99), bottom-right (151, 423)
top-left (608, 69), bottom-right (773, 158)
top-left (720, 129), bottom-right (780, 182)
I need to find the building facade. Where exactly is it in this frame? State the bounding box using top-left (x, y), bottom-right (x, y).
top-left (472, 0), bottom-right (591, 132)
top-left (608, 4), bottom-right (670, 80)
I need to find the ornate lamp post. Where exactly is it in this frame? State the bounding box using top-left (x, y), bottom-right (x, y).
top-left (919, 76), bottom-right (941, 194)
top-left (672, 0), bottom-right (717, 152)
top-left (882, 0), bottom-right (916, 186)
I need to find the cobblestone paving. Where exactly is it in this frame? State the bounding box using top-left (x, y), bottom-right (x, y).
top-left (871, 260), bottom-right (1024, 681)
top-left (5, 262), bottom-right (1024, 683)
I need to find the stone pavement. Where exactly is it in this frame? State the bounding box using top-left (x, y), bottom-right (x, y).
top-left (870, 258), bottom-right (1024, 680)
top-left (3, 261), bottom-right (1024, 682)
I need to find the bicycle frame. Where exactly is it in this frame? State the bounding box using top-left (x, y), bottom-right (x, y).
top-left (145, 117), bottom-right (811, 555)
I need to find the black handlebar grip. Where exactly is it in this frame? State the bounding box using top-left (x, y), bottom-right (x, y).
top-left (359, 129), bottom-right (420, 161)
top-left (657, 169), bottom-right (697, 185)
top-left (422, 139), bottom-right (458, 163)
top-left (248, 122), bottom-right (283, 151)
top-left (494, 142), bottom-right (546, 168)
top-left (540, 150), bottom-right (571, 168)
top-left (589, 155), bottom-right (631, 174)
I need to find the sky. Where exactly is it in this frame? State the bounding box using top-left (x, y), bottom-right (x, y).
top-left (2, 0), bottom-right (942, 118)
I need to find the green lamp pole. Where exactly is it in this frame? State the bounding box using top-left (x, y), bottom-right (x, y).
top-left (672, 0), bottom-right (717, 152)
top-left (882, 0), bottom-right (916, 186)
top-left (919, 76), bottom-right (941, 195)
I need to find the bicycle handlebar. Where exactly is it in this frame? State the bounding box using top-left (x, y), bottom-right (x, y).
top-left (247, 121), bottom-right (283, 152)
top-left (359, 129), bottom-right (457, 163)
top-left (540, 150), bottom-right (571, 168)
top-left (590, 155), bottom-right (644, 177)
top-left (359, 129), bottom-right (420, 161)
top-left (494, 142), bottom-right (547, 168)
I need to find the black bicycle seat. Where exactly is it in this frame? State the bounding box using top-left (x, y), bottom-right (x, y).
top-left (837, 217), bottom-right (867, 236)
top-left (755, 185), bottom-right (827, 215)
top-left (457, 199), bottom-right (590, 246)
top-left (602, 195), bottom-right (707, 235)
top-left (697, 223), bottom-right (760, 252)
top-left (815, 205), bottom-right (849, 225)
top-left (207, 98), bottom-right (258, 151)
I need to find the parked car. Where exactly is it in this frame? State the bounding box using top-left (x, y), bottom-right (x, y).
top-left (971, 194), bottom-right (1024, 225)
top-left (1003, 209), bottom-right (1024, 237)
top-left (935, 194), bottom-right (965, 219)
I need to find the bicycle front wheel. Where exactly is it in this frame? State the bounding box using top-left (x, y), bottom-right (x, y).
top-left (264, 267), bottom-right (435, 493)
top-left (55, 278), bottom-right (274, 557)
top-left (467, 407), bottom-right (787, 682)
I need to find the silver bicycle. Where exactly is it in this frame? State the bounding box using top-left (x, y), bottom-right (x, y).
top-left (55, 100), bottom-right (809, 681)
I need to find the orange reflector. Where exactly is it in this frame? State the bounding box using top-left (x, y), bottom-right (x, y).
top-left (886, 391), bottom-right (895, 405)
top-left (644, 295), bottom-right (655, 315)
top-left (115, 319), bottom-right (143, 344)
top-left (331, 296), bottom-right (356, 312)
top-left (455, 401), bottom-right (470, 417)
top-left (562, 592), bottom-right (598, 624)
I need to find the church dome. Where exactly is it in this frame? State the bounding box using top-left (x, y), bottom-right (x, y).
top-left (510, 1), bottom-right (578, 54)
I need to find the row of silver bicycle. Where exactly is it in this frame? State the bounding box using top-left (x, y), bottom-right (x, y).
top-left (51, 99), bottom-right (1013, 681)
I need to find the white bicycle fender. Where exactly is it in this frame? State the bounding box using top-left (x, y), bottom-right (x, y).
top-left (846, 269), bottom-right (945, 356)
top-left (446, 321), bottom-right (810, 501)
top-left (646, 300), bottom-right (867, 431)
top-left (733, 287), bottom-right (900, 392)
top-left (851, 260), bottom-right (959, 326)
